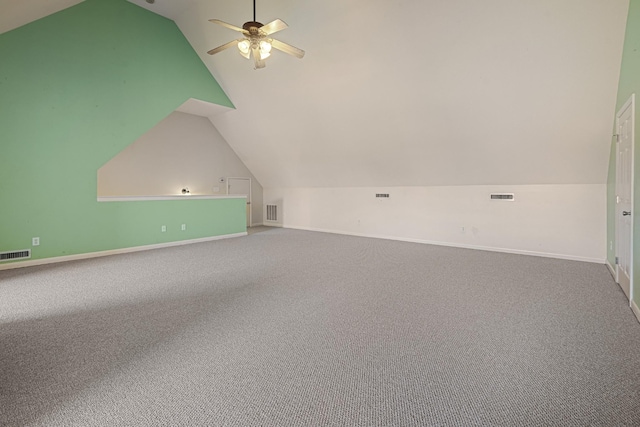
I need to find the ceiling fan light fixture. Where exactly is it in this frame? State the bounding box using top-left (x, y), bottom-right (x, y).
top-left (207, 1), bottom-right (305, 68)
top-left (259, 40), bottom-right (272, 53)
top-left (238, 39), bottom-right (251, 55)
top-left (259, 40), bottom-right (272, 59)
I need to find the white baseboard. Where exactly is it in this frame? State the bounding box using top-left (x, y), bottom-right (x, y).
top-left (0, 232), bottom-right (247, 271)
top-left (283, 225), bottom-right (605, 264)
top-left (632, 299), bottom-right (640, 324)
top-left (250, 222), bottom-right (264, 227)
top-left (263, 223), bottom-right (283, 228)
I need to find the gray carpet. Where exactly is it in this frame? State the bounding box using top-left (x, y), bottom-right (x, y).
top-left (1, 228), bottom-right (639, 426)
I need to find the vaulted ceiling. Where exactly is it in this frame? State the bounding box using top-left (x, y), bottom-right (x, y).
top-left (1, 0), bottom-right (630, 188)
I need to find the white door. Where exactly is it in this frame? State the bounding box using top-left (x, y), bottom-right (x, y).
top-left (228, 177), bottom-right (251, 227)
top-left (615, 94), bottom-right (635, 301)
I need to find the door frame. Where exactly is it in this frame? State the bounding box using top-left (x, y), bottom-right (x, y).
top-left (227, 177), bottom-right (252, 227)
top-left (615, 93), bottom-right (635, 303)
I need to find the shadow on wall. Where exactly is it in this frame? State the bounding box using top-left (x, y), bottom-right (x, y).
top-left (97, 109), bottom-right (264, 224)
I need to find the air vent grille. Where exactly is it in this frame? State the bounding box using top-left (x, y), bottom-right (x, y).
top-left (376, 194), bottom-right (390, 198)
top-left (266, 204), bottom-right (278, 222)
top-left (0, 249), bottom-right (31, 262)
top-left (490, 193), bottom-right (515, 201)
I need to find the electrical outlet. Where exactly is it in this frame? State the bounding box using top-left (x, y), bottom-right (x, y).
top-left (610, 241), bottom-right (613, 251)
top-left (181, 224), bottom-right (186, 231)
top-left (461, 226), bottom-right (465, 233)
top-left (32, 237), bottom-right (40, 246)
top-left (161, 225), bottom-right (166, 232)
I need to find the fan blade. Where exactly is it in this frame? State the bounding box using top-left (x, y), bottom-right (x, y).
top-left (207, 39), bottom-right (243, 55)
top-left (260, 19), bottom-right (288, 35)
top-left (209, 19), bottom-right (246, 33)
top-left (271, 39), bottom-right (305, 59)
top-left (251, 46), bottom-right (266, 69)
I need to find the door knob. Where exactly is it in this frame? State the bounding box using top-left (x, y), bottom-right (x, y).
top-left (623, 211), bottom-right (631, 216)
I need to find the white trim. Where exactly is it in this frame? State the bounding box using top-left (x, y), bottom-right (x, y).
top-left (250, 222), bottom-right (264, 227)
top-left (615, 93), bottom-right (635, 301)
top-left (0, 232), bottom-right (247, 271)
top-left (606, 260), bottom-right (616, 279)
top-left (631, 94), bottom-right (636, 303)
top-left (619, 94), bottom-right (635, 123)
top-left (283, 225), bottom-right (605, 264)
top-left (98, 195), bottom-right (245, 202)
top-left (632, 299), bottom-right (640, 323)
top-left (227, 177), bottom-right (252, 227)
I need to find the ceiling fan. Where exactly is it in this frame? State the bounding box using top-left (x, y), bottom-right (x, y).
top-left (207, 0), bottom-right (305, 69)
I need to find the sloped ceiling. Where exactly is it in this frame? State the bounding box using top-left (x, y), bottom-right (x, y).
top-left (3, 0), bottom-right (630, 188)
top-left (0, 0), bottom-right (83, 34)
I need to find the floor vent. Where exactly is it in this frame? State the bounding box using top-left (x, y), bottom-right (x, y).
top-left (490, 193), bottom-right (515, 201)
top-left (0, 249), bottom-right (31, 262)
top-left (266, 204), bottom-right (278, 222)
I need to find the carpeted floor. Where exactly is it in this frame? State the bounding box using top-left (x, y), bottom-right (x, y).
top-left (1, 228), bottom-right (639, 426)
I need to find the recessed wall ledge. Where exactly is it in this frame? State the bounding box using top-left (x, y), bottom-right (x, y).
top-left (176, 98), bottom-right (235, 117)
top-left (97, 195), bottom-right (246, 202)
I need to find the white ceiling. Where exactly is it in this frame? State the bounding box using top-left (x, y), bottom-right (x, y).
top-left (126, 0), bottom-right (197, 22)
top-left (0, 0), bottom-right (83, 34)
top-left (2, 0), bottom-right (631, 188)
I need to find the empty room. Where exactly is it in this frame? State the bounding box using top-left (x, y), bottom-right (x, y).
top-left (1, 0), bottom-right (640, 425)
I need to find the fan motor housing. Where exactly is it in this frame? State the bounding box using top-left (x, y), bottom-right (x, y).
top-left (243, 21), bottom-right (263, 34)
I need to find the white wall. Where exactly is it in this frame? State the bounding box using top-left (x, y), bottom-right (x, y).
top-left (264, 184), bottom-right (606, 263)
top-left (98, 111), bottom-right (264, 225)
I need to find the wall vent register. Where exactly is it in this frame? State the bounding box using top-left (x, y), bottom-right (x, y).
top-left (376, 194), bottom-right (390, 198)
top-left (490, 193), bottom-right (515, 201)
top-left (266, 204), bottom-right (278, 221)
top-left (0, 249), bottom-right (31, 262)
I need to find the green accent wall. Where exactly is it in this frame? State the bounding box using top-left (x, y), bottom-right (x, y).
top-left (608, 0), bottom-right (640, 308)
top-left (0, 0), bottom-right (244, 264)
